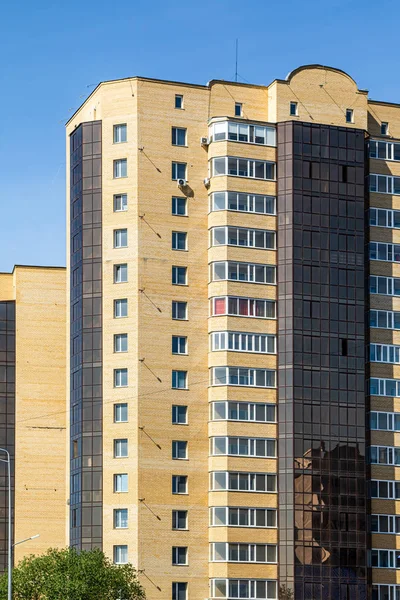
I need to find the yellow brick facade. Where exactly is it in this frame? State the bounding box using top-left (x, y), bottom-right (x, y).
top-left (65, 64), bottom-right (400, 600)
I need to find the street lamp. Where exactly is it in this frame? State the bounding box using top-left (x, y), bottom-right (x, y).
top-left (0, 448), bottom-right (11, 600)
top-left (13, 534), bottom-right (40, 548)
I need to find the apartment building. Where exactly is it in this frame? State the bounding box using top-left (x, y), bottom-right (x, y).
top-left (0, 265), bottom-right (66, 569)
top-left (66, 64), bottom-right (400, 600)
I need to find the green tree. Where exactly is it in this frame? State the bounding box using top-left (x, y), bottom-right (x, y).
top-left (0, 547), bottom-right (145, 600)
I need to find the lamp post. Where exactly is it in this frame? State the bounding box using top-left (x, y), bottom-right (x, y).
top-left (0, 448), bottom-right (11, 600)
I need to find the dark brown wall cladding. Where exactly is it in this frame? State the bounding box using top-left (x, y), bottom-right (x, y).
top-left (70, 121), bottom-right (103, 550)
top-left (277, 122), bottom-right (370, 600)
top-left (0, 301), bottom-right (15, 572)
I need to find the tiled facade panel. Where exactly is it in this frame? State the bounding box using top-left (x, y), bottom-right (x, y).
top-left (70, 121), bottom-right (103, 550)
top-left (277, 121), bottom-right (369, 600)
top-left (0, 302), bottom-right (15, 572)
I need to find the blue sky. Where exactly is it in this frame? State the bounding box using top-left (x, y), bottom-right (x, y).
top-left (0, 0), bottom-right (399, 271)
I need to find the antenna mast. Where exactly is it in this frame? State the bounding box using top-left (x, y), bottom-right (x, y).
top-left (235, 39), bottom-right (238, 82)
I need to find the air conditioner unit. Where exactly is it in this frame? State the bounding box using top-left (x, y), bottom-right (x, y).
top-left (177, 178), bottom-right (187, 187)
top-left (203, 177), bottom-right (210, 188)
top-left (200, 136), bottom-right (209, 146)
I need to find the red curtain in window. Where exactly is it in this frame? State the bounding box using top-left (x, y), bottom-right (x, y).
top-left (214, 298), bottom-right (226, 315)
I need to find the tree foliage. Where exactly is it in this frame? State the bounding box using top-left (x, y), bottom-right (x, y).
top-left (0, 547), bottom-right (145, 600)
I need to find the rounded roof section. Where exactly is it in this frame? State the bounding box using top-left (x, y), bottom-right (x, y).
top-left (285, 64), bottom-right (358, 87)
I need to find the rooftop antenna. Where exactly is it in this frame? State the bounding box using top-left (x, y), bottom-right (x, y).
top-left (235, 39), bottom-right (239, 82)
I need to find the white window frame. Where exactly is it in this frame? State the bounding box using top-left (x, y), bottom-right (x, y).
top-left (370, 275), bottom-right (400, 296)
top-left (113, 159), bottom-right (127, 179)
top-left (172, 301), bottom-right (187, 320)
top-left (172, 266), bottom-right (187, 285)
top-left (172, 162), bottom-right (187, 181)
top-left (371, 411), bottom-right (400, 431)
top-left (211, 261), bottom-right (276, 285)
top-left (371, 514), bottom-right (400, 534)
top-left (372, 584), bottom-right (400, 600)
top-left (371, 479), bottom-right (400, 499)
top-left (370, 242), bottom-right (400, 263)
top-left (172, 336), bottom-right (187, 355)
top-left (370, 207), bottom-right (400, 228)
top-left (172, 231), bottom-right (187, 251)
top-left (210, 226), bottom-right (276, 250)
top-left (172, 475), bottom-right (188, 494)
top-left (234, 103), bottom-right (242, 117)
top-left (113, 545), bottom-right (128, 564)
top-left (370, 445), bottom-right (400, 465)
top-left (114, 298), bottom-right (128, 318)
top-left (172, 405), bottom-right (188, 425)
top-left (209, 121), bottom-right (276, 146)
top-left (371, 548), bottom-right (400, 569)
top-left (290, 101), bottom-right (298, 116)
top-left (172, 196), bottom-right (187, 216)
top-left (370, 309), bottom-right (400, 330)
top-left (345, 108), bottom-right (353, 123)
top-left (210, 401), bottom-right (276, 423)
top-left (209, 506), bottom-right (277, 528)
top-left (210, 191), bottom-right (276, 215)
top-left (172, 582), bottom-right (187, 600)
top-left (114, 333), bottom-right (128, 353)
top-left (114, 368), bottom-right (128, 388)
top-left (210, 331), bottom-right (276, 354)
top-left (370, 173), bottom-right (400, 194)
top-left (114, 194), bottom-right (128, 212)
top-left (172, 510), bottom-right (188, 530)
top-left (210, 156), bottom-right (275, 180)
top-left (210, 437), bottom-right (276, 458)
top-left (370, 139), bottom-right (400, 161)
top-left (172, 440), bottom-right (188, 460)
top-left (113, 124), bottom-right (127, 144)
top-left (370, 378), bottom-right (400, 397)
top-left (210, 471), bottom-right (277, 493)
top-left (172, 546), bottom-right (188, 565)
top-left (172, 370), bottom-right (187, 389)
top-left (114, 403), bottom-right (128, 423)
top-left (114, 229), bottom-right (128, 249)
top-left (172, 127), bottom-right (187, 146)
top-left (210, 578), bottom-right (277, 600)
top-left (211, 366), bottom-right (276, 388)
top-left (114, 438), bottom-right (128, 458)
top-left (210, 542), bottom-right (277, 564)
top-left (211, 296), bottom-right (276, 319)
top-left (175, 95), bottom-right (184, 109)
top-left (114, 473), bottom-right (128, 493)
top-left (114, 508), bottom-right (128, 529)
top-left (370, 344), bottom-right (400, 364)
top-left (114, 264), bottom-right (128, 283)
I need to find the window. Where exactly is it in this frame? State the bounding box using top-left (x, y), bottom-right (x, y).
top-left (210, 542), bottom-right (277, 563)
top-left (290, 101), bottom-right (298, 116)
top-left (370, 378), bottom-right (400, 397)
top-left (114, 229), bottom-right (128, 248)
top-left (113, 545), bottom-right (128, 564)
top-left (370, 344), bottom-right (400, 364)
top-left (172, 336), bottom-right (187, 355)
top-left (172, 232), bottom-right (187, 251)
top-left (172, 266), bottom-right (187, 285)
top-left (172, 546), bottom-right (188, 565)
top-left (114, 508), bottom-right (128, 529)
top-left (210, 471), bottom-right (277, 493)
top-left (371, 549), bottom-right (400, 569)
top-left (370, 242), bottom-right (400, 262)
top-left (172, 510), bottom-right (188, 530)
top-left (370, 275), bottom-right (400, 296)
top-left (172, 127), bottom-right (187, 146)
top-left (345, 108), bottom-right (353, 123)
top-left (172, 441), bottom-right (188, 460)
top-left (370, 445), bottom-right (400, 465)
top-left (114, 403), bottom-right (128, 423)
top-left (114, 439), bottom-right (128, 458)
top-left (114, 124), bottom-right (127, 143)
top-left (211, 156), bottom-right (275, 180)
top-left (370, 173), bottom-right (400, 194)
top-left (211, 366), bottom-right (276, 388)
top-left (114, 159), bottom-right (127, 178)
top-left (210, 507), bottom-right (277, 528)
top-left (172, 405), bottom-right (188, 424)
top-left (114, 194), bottom-right (128, 212)
top-left (211, 401), bottom-right (276, 423)
top-left (114, 298), bottom-right (128, 318)
top-left (370, 207), bottom-right (400, 228)
top-left (114, 333), bottom-right (128, 353)
top-left (172, 582), bottom-right (187, 600)
top-left (370, 139), bottom-right (400, 161)
top-left (210, 191), bottom-right (276, 215)
top-left (371, 411), bottom-right (400, 431)
top-left (209, 122), bottom-right (276, 146)
top-left (370, 310), bottom-right (400, 330)
top-left (371, 514), bottom-right (400, 534)
top-left (114, 474), bottom-right (128, 493)
top-left (172, 301), bottom-right (187, 320)
top-left (114, 368), bottom-right (128, 387)
top-left (172, 475), bottom-right (187, 494)
top-left (172, 370), bottom-right (187, 389)
top-left (371, 479), bottom-right (400, 499)
top-left (211, 226), bottom-right (275, 250)
top-left (234, 103), bottom-right (242, 117)
top-left (372, 585), bottom-right (400, 600)
top-left (72, 440), bottom-right (79, 459)
top-left (211, 331), bottom-right (275, 354)
top-left (211, 261), bottom-right (276, 285)
top-left (172, 196), bottom-right (187, 216)
top-left (175, 95), bottom-right (183, 109)
top-left (172, 162), bottom-right (187, 180)
top-left (71, 473), bottom-right (80, 493)
top-left (210, 579), bottom-right (277, 600)
top-left (114, 264), bottom-right (128, 283)
top-left (210, 437), bottom-right (276, 458)
top-left (381, 122), bottom-right (389, 135)
top-left (211, 296), bottom-right (276, 319)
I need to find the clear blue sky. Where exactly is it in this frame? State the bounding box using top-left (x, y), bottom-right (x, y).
top-left (0, 0), bottom-right (399, 271)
